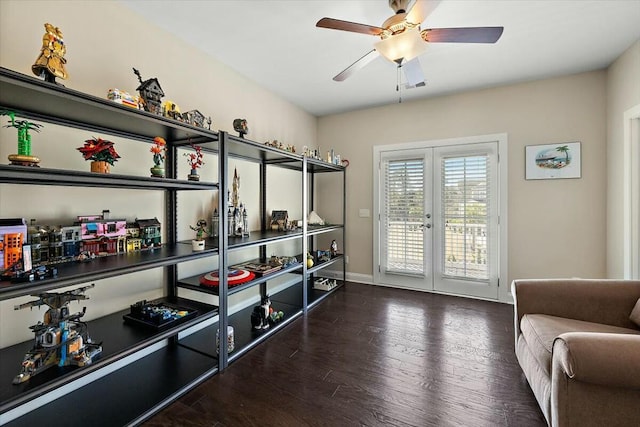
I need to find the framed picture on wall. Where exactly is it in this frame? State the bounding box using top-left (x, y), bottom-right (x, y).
top-left (525, 142), bottom-right (581, 180)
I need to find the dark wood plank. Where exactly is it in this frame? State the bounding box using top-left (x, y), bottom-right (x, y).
top-left (143, 283), bottom-right (546, 427)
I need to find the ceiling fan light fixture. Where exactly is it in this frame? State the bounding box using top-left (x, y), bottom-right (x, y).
top-left (374, 28), bottom-right (427, 63)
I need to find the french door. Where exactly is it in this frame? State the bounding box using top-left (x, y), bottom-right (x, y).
top-left (375, 142), bottom-right (499, 299)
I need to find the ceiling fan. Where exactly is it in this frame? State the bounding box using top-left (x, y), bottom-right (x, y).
top-left (316, 0), bottom-right (504, 87)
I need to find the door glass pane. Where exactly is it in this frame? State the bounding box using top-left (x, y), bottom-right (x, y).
top-left (384, 158), bottom-right (424, 274)
top-left (441, 155), bottom-right (490, 280)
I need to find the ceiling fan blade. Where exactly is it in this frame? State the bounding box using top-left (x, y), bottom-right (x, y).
top-left (406, 0), bottom-right (442, 25)
top-left (333, 49), bottom-right (379, 82)
top-left (422, 27), bottom-right (504, 43)
top-left (402, 57), bottom-right (425, 88)
top-left (316, 17), bottom-right (384, 36)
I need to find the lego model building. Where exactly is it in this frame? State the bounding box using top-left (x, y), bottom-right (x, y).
top-left (0, 218), bottom-right (28, 273)
top-left (211, 168), bottom-right (249, 238)
top-left (12, 284), bottom-right (102, 384)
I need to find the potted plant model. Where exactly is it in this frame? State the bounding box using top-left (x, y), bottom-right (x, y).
top-left (150, 136), bottom-right (166, 177)
top-left (77, 137), bottom-right (120, 173)
top-left (190, 219), bottom-right (208, 251)
top-left (184, 144), bottom-right (204, 181)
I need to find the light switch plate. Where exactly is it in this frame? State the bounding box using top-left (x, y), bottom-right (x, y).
top-left (359, 209), bottom-right (370, 218)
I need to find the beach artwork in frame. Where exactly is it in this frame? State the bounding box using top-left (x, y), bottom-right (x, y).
top-left (525, 142), bottom-right (581, 180)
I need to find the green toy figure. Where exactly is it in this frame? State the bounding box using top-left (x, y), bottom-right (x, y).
top-left (2, 110), bottom-right (43, 167)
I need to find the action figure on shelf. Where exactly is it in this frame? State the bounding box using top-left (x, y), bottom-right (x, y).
top-left (331, 240), bottom-right (338, 256)
top-left (250, 294), bottom-right (271, 330)
top-left (2, 110), bottom-right (43, 167)
top-left (12, 284), bottom-right (102, 384)
top-left (32, 23), bottom-right (68, 84)
top-left (233, 119), bottom-right (248, 138)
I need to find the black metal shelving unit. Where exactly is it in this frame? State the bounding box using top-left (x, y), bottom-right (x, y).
top-left (0, 66), bottom-right (347, 426)
top-left (0, 67), bottom-right (222, 426)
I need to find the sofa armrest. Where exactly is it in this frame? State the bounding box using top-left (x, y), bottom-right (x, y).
top-left (512, 279), bottom-right (640, 338)
top-left (552, 332), bottom-right (640, 388)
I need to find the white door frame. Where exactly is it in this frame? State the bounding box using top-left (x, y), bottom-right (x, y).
top-left (623, 104), bottom-right (640, 279)
top-left (373, 133), bottom-right (509, 302)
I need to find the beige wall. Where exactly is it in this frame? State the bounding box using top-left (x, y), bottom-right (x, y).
top-left (318, 71), bottom-right (608, 293)
top-left (606, 40), bottom-right (640, 278)
top-left (0, 0), bottom-right (314, 347)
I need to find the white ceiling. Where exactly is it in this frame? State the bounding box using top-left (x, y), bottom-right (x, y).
top-left (120, 0), bottom-right (640, 117)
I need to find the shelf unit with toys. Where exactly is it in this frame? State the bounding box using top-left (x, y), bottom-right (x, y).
top-left (0, 66), bottom-right (223, 426)
top-left (173, 130), bottom-right (346, 372)
top-left (0, 66), bottom-right (346, 425)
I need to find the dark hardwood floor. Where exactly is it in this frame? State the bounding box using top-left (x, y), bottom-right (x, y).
top-left (144, 283), bottom-right (546, 427)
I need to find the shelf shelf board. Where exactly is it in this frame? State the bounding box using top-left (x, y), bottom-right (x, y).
top-left (308, 279), bottom-right (345, 309)
top-left (3, 344), bottom-right (218, 427)
top-left (306, 157), bottom-right (346, 173)
top-left (307, 224), bottom-right (344, 236)
top-left (198, 229), bottom-right (303, 252)
top-left (179, 283), bottom-right (303, 361)
top-left (0, 296), bottom-right (217, 415)
top-left (178, 261), bottom-right (303, 296)
top-left (0, 165), bottom-right (218, 190)
top-left (305, 254), bottom-right (344, 275)
top-left (0, 67), bottom-right (218, 145)
top-left (0, 243), bottom-right (218, 301)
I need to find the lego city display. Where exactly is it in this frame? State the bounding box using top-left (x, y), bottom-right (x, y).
top-left (190, 219), bottom-right (209, 251)
top-left (133, 68), bottom-right (164, 115)
top-left (184, 144), bottom-right (204, 181)
top-left (0, 212), bottom-right (162, 281)
top-left (149, 136), bottom-right (166, 178)
top-left (233, 118), bottom-right (248, 138)
top-left (77, 137), bottom-right (121, 173)
top-left (32, 23), bottom-right (68, 85)
top-left (123, 300), bottom-right (198, 330)
top-left (12, 284), bottom-right (102, 384)
top-left (2, 111), bottom-right (44, 167)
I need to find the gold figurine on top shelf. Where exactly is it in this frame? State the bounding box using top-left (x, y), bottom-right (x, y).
top-left (32, 23), bottom-right (68, 84)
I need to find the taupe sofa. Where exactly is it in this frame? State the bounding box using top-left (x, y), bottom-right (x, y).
top-left (512, 279), bottom-right (640, 427)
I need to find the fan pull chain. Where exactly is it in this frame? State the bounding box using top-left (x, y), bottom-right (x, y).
top-left (396, 64), bottom-right (402, 103)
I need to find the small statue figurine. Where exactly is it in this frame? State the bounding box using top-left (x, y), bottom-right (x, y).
top-left (250, 294), bottom-right (271, 330)
top-left (331, 240), bottom-right (338, 257)
top-left (233, 119), bottom-right (249, 138)
top-left (2, 111), bottom-right (43, 166)
top-left (32, 23), bottom-right (68, 84)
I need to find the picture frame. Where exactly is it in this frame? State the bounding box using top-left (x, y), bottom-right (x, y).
top-left (525, 142), bottom-right (581, 180)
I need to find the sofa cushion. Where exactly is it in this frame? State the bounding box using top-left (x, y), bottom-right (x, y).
top-left (630, 298), bottom-right (640, 327)
top-left (520, 314), bottom-right (640, 376)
